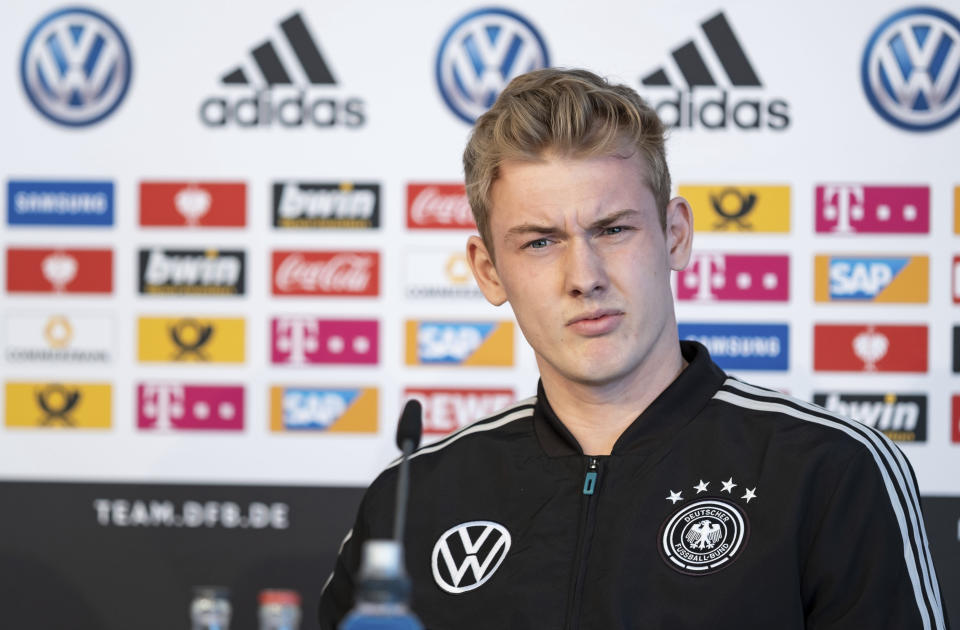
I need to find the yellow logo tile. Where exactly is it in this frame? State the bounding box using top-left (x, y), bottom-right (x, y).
top-left (680, 185), bottom-right (790, 233)
top-left (138, 316), bottom-right (245, 363)
top-left (6, 382), bottom-right (111, 428)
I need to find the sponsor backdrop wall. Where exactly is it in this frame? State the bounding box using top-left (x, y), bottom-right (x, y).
top-left (2, 0), bottom-right (959, 627)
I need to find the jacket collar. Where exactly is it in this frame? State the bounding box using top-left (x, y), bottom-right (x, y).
top-left (532, 340), bottom-right (726, 457)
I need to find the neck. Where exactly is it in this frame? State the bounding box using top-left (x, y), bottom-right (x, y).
top-left (539, 340), bottom-right (686, 456)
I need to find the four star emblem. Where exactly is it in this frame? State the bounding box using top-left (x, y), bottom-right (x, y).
top-left (664, 477), bottom-right (757, 505)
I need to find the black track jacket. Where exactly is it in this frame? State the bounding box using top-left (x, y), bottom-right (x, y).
top-left (320, 341), bottom-right (948, 629)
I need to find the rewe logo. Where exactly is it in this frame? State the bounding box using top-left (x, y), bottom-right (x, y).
top-left (815, 185), bottom-right (929, 233)
top-left (676, 253), bottom-right (789, 301)
top-left (815, 392), bottom-right (926, 442)
top-left (862, 7), bottom-right (960, 132)
top-left (435, 8), bottom-right (549, 124)
top-left (431, 521), bottom-right (511, 593)
top-left (200, 12), bottom-right (364, 128)
top-left (640, 12), bottom-right (789, 130)
top-left (20, 7), bottom-right (132, 127)
top-left (404, 388), bottom-right (514, 436)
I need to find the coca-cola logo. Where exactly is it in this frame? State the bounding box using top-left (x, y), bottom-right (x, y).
top-left (407, 183), bottom-right (476, 229)
top-left (272, 251), bottom-right (379, 296)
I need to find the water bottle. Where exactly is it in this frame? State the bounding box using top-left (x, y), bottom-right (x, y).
top-left (259, 589), bottom-right (301, 630)
top-left (190, 586), bottom-right (231, 630)
top-left (340, 540), bottom-right (423, 630)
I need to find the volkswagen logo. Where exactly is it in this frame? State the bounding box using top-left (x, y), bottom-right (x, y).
top-left (435, 7), bottom-right (549, 124)
top-left (861, 7), bottom-right (960, 132)
top-left (431, 520), bottom-right (511, 593)
top-left (20, 7), bottom-right (133, 127)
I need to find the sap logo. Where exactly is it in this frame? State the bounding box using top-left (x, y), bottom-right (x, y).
top-left (816, 392), bottom-right (926, 442)
top-left (407, 321), bottom-right (513, 366)
top-left (862, 7), bottom-right (960, 132)
top-left (282, 389), bottom-right (354, 429)
top-left (639, 12), bottom-right (789, 131)
top-left (270, 386), bottom-right (376, 432)
top-left (20, 7), bottom-right (132, 127)
top-left (419, 323), bottom-right (489, 362)
top-left (435, 8), bottom-right (549, 124)
top-left (200, 12), bottom-right (364, 129)
top-left (829, 258), bottom-right (905, 298)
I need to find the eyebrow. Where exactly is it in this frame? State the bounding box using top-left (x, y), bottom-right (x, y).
top-left (504, 209), bottom-right (640, 238)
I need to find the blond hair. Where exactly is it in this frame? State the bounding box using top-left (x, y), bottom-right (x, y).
top-left (463, 68), bottom-right (670, 253)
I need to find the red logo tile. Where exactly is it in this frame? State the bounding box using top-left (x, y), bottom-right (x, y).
top-left (272, 250), bottom-right (379, 296)
top-left (813, 324), bottom-right (927, 372)
top-left (140, 181), bottom-right (246, 227)
top-left (6, 248), bottom-right (112, 294)
top-left (407, 183), bottom-right (475, 229)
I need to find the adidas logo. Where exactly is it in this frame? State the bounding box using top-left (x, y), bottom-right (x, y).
top-left (639, 12), bottom-right (790, 131)
top-left (199, 11), bottom-right (365, 128)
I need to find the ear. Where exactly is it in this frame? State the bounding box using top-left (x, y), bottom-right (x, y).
top-left (466, 235), bottom-right (508, 306)
top-left (665, 196), bottom-right (693, 271)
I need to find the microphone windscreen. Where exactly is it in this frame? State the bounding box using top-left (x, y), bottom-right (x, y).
top-left (396, 399), bottom-right (423, 451)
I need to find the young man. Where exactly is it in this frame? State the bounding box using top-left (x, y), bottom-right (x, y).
top-left (320, 69), bottom-right (947, 629)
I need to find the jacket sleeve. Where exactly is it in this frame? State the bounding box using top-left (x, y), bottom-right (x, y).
top-left (800, 440), bottom-right (948, 629)
top-left (318, 493), bottom-right (371, 630)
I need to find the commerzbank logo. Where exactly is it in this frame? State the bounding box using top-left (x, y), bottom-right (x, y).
top-left (862, 7), bottom-right (960, 132)
top-left (435, 8), bottom-right (550, 124)
top-left (20, 7), bottom-right (132, 127)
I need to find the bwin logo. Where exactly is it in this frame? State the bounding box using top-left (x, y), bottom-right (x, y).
top-left (436, 7), bottom-right (550, 124)
top-left (432, 521), bottom-right (511, 593)
top-left (200, 12), bottom-right (364, 128)
top-left (862, 7), bottom-right (960, 132)
top-left (20, 7), bottom-right (133, 127)
top-left (640, 12), bottom-right (789, 130)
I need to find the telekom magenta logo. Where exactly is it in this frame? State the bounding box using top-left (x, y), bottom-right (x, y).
top-left (137, 384), bottom-right (244, 430)
top-left (815, 185), bottom-right (929, 234)
top-left (676, 253), bottom-right (789, 301)
top-left (271, 317), bottom-right (378, 365)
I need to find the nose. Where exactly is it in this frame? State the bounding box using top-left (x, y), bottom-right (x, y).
top-left (564, 237), bottom-right (608, 298)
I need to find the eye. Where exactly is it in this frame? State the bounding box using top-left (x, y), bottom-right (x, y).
top-left (602, 226), bottom-right (628, 236)
top-left (523, 237), bottom-right (550, 249)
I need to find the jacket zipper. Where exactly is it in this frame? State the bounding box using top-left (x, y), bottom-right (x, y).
top-left (565, 456), bottom-right (601, 630)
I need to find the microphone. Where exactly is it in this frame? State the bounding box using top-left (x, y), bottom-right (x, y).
top-left (393, 399), bottom-right (422, 545)
top-left (340, 400), bottom-right (424, 630)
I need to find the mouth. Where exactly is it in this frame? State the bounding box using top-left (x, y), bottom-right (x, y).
top-left (566, 309), bottom-right (624, 335)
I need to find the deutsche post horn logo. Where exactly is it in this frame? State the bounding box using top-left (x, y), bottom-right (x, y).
top-left (169, 318), bottom-right (214, 360)
top-left (431, 520), bottom-right (511, 593)
top-left (709, 188), bottom-right (756, 230)
top-left (660, 499), bottom-right (749, 575)
top-left (36, 384), bottom-right (81, 426)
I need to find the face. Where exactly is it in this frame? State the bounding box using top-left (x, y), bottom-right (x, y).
top-left (467, 153), bottom-right (692, 392)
